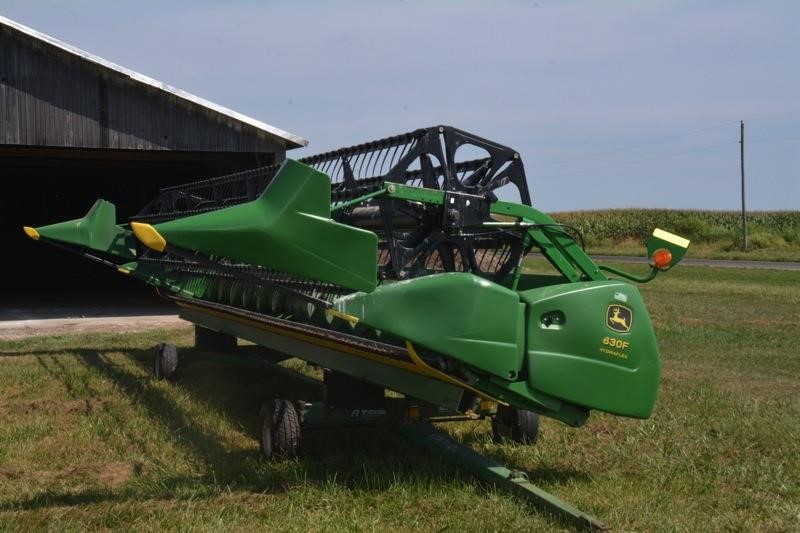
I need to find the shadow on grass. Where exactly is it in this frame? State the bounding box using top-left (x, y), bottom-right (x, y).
top-left (5, 345), bottom-right (591, 529)
top-left (454, 431), bottom-right (592, 486)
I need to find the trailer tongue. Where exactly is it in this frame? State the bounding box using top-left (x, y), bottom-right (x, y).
top-left (24, 125), bottom-right (688, 528)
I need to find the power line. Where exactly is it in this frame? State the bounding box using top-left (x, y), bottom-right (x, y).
top-left (536, 141), bottom-right (738, 179)
top-left (744, 114), bottom-right (800, 122)
top-left (530, 114), bottom-right (800, 170)
top-left (749, 137), bottom-right (800, 143)
top-left (529, 120), bottom-right (739, 170)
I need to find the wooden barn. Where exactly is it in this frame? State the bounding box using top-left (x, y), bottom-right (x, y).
top-left (0, 16), bottom-right (307, 310)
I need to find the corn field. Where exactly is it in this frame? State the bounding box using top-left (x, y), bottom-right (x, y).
top-left (550, 209), bottom-right (800, 249)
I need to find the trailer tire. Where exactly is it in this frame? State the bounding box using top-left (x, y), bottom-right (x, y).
top-left (260, 399), bottom-right (300, 459)
top-left (154, 343), bottom-right (178, 380)
top-left (514, 409), bottom-right (539, 444)
top-left (492, 406), bottom-right (539, 445)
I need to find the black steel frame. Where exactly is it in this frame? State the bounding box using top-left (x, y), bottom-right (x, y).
top-left (133, 125), bottom-right (534, 286)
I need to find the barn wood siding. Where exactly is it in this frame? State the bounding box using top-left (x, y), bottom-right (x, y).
top-left (0, 24), bottom-right (283, 154)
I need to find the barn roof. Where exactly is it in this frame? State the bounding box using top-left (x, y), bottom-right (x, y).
top-left (0, 15), bottom-right (308, 149)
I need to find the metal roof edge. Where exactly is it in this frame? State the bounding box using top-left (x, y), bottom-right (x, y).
top-left (0, 15), bottom-right (309, 149)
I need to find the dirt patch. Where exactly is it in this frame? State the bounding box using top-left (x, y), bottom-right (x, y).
top-left (0, 467), bottom-right (23, 480)
top-left (91, 461), bottom-right (143, 489)
top-left (0, 398), bottom-right (111, 415)
top-left (0, 461), bottom-right (143, 490)
top-left (33, 398), bottom-right (110, 415)
top-left (0, 315), bottom-right (189, 340)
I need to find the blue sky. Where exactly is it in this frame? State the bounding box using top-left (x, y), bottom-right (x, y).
top-left (3, 1), bottom-right (798, 211)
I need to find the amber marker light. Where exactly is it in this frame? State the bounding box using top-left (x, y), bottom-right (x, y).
top-left (652, 248), bottom-right (672, 270)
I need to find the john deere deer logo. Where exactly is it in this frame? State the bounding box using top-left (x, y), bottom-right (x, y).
top-left (606, 305), bottom-right (632, 333)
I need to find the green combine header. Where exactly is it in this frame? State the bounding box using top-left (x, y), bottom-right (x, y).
top-left (25, 125), bottom-right (689, 529)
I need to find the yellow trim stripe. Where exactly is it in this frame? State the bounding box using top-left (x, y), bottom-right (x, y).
top-left (405, 341), bottom-right (508, 405)
top-left (653, 228), bottom-right (690, 248)
top-left (23, 226), bottom-right (40, 240)
top-left (325, 308), bottom-right (360, 327)
top-left (130, 222), bottom-right (167, 252)
top-left (177, 300), bottom-right (425, 373)
top-left (176, 299), bottom-right (505, 403)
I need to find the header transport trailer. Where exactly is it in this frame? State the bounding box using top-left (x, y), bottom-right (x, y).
top-left (24, 126), bottom-right (689, 529)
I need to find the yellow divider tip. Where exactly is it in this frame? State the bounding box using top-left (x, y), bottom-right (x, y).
top-left (23, 226), bottom-right (40, 240)
top-left (130, 222), bottom-right (167, 252)
top-left (325, 308), bottom-right (360, 327)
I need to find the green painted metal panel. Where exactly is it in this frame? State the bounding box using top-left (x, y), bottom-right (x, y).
top-left (491, 200), bottom-right (607, 282)
top-left (520, 281), bottom-right (660, 418)
top-left (34, 199), bottom-right (135, 259)
top-left (147, 159), bottom-right (378, 293)
top-left (647, 228), bottom-right (690, 269)
top-left (465, 373), bottom-right (590, 427)
top-left (178, 306), bottom-right (466, 410)
top-left (336, 273), bottom-right (525, 380)
top-left (386, 183), bottom-right (446, 204)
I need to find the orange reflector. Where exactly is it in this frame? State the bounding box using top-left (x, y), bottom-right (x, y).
top-left (479, 399), bottom-right (496, 412)
top-left (653, 248), bottom-right (672, 270)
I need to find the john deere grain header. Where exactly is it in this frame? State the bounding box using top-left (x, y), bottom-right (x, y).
top-left (24, 126), bottom-right (688, 528)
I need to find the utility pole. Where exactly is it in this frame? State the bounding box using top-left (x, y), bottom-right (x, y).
top-left (740, 120), bottom-right (747, 251)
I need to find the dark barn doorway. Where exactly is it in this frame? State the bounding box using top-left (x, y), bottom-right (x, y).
top-left (1, 147), bottom-right (273, 313)
top-left (1, 16), bottom-right (305, 316)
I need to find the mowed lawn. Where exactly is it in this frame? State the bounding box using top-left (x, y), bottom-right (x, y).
top-left (0, 264), bottom-right (798, 531)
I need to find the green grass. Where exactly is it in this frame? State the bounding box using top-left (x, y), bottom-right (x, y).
top-left (1, 265), bottom-right (799, 531)
top-left (550, 209), bottom-right (800, 261)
